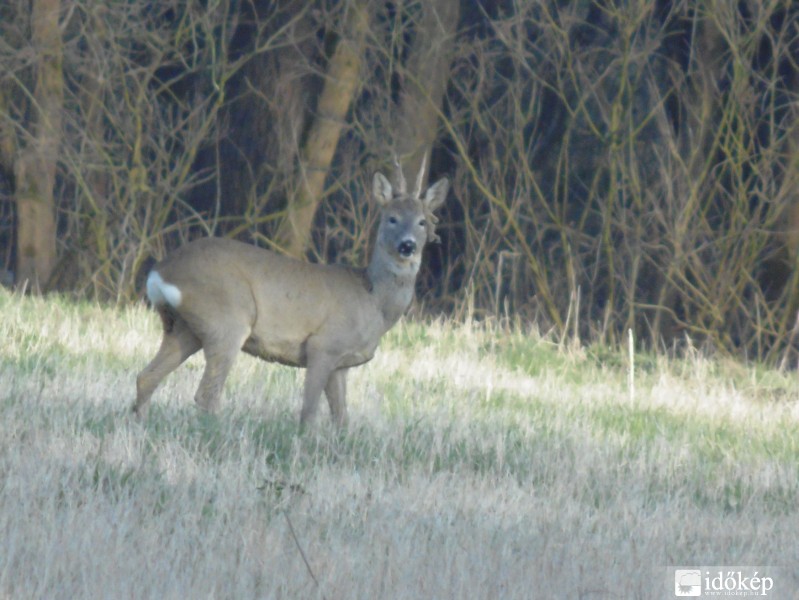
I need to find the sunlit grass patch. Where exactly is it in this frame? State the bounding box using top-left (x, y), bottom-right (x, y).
top-left (1, 289), bottom-right (797, 597)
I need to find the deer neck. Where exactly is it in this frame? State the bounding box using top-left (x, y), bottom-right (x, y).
top-left (366, 249), bottom-right (419, 325)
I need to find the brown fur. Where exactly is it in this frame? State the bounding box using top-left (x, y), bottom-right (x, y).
top-left (133, 171), bottom-right (448, 427)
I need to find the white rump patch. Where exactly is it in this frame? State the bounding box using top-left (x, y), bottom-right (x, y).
top-left (146, 270), bottom-right (182, 307)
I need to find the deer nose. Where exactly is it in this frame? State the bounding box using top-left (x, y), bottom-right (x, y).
top-left (397, 239), bottom-right (417, 257)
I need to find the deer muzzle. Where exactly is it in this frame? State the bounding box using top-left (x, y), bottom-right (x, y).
top-left (397, 239), bottom-right (417, 258)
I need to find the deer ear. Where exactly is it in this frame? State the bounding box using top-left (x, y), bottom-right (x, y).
top-left (373, 172), bottom-right (393, 206)
top-left (423, 177), bottom-right (449, 212)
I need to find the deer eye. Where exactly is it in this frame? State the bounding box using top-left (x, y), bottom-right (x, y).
top-left (418, 219), bottom-right (427, 228)
top-left (388, 216), bottom-right (398, 225)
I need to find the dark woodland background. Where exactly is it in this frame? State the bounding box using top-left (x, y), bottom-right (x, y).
top-left (2, 0), bottom-right (799, 361)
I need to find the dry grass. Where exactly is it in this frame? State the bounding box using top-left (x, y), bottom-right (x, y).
top-left (1, 289), bottom-right (797, 598)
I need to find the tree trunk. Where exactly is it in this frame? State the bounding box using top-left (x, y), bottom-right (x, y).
top-left (397, 0), bottom-right (460, 185)
top-left (0, 5), bottom-right (22, 182)
top-left (275, 1), bottom-right (370, 258)
top-left (0, 87), bottom-right (15, 179)
top-left (14, 0), bottom-right (63, 293)
top-left (223, 0), bottom-right (315, 218)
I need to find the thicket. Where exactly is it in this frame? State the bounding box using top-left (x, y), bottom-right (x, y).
top-left (2, 0), bottom-right (799, 361)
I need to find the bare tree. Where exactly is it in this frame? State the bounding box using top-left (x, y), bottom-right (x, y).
top-left (13, 0), bottom-right (63, 292)
top-left (275, 0), bottom-right (370, 258)
top-left (396, 0), bottom-right (460, 181)
top-left (214, 0), bottom-right (316, 222)
top-left (2, 0), bottom-right (799, 361)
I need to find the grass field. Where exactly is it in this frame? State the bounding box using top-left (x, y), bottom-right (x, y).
top-left (1, 289), bottom-right (797, 598)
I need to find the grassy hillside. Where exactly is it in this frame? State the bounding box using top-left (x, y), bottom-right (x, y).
top-left (1, 289), bottom-right (797, 598)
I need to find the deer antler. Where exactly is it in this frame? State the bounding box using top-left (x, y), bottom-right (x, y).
top-left (413, 152), bottom-right (428, 199)
top-left (393, 153), bottom-right (407, 195)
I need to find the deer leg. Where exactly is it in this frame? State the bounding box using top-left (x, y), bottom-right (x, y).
top-left (324, 368), bottom-right (349, 428)
top-left (134, 319), bottom-right (201, 419)
top-left (194, 327), bottom-right (249, 413)
top-left (300, 353), bottom-right (337, 427)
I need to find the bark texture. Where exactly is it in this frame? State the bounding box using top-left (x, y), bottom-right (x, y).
top-left (14, 0), bottom-right (63, 292)
top-left (276, 1), bottom-right (370, 258)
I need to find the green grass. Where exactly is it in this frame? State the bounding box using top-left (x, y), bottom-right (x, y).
top-left (0, 289), bottom-right (797, 598)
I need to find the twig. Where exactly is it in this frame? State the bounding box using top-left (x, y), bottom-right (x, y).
top-left (258, 478), bottom-right (306, 495)
top-left (283, 511), bottom-right (326, 600)
top-left (628, 328), bottom-right (635, 403)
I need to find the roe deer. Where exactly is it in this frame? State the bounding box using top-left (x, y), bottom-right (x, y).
top-left (133, 161), bottom-right (448, 427)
